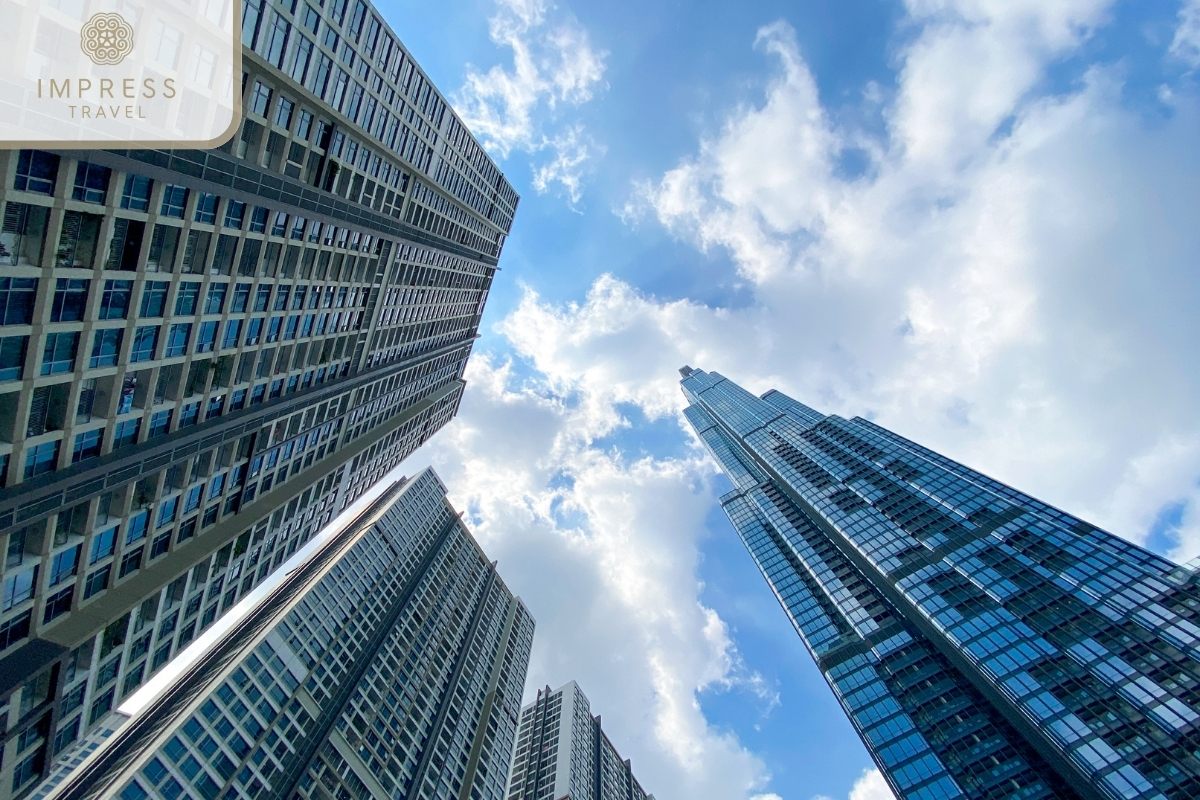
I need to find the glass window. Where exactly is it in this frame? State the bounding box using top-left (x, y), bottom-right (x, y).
top-left (0, 335), bottom-right (29, 381)
top-left (49, 546), bottom-right (80, 586)
top-left (160, 185), bottom-right (189, 218)
top-left (72, 161), bottom-right (111, 204)
top-left (113, 418), bottom-right (140, 449)
top-left (99, 279), bottom-right (133, 319)
top-left (245, 317), bottom-right (264, 345)
top-left (205, 284), bottom-right (228, 315)
top-left (72, 428), bottom-right (103, 462)
top-left (223, 200), bottom-right (246, 230)
top-left (24, 439), bottom-right (59, 478)
top-left (178, 231), bottom-right (210, 279)
top-left (221, 319), bottom-right (243, 349)
top-left (149, 410), bottom-right (171, 437)
top-left (157, 496), bottom-right (178, 527)
top-left (196, 321), bottom-right (218, 353)
top-left (14, 150), bottom-right (60, 194)
top-left (90, 527), bottom-right (117, 563)
top-left (1, 201), bottom-right (50, 267)
top-left (270, 212), bottom-right (289, 237)
top-left (183, 485), bottom-right (203, 513)
top-left (43, 584), bottom-right (73, 625)
top-left (51, 279), bottom-right (90, 322)
top-left (194, 193), bottom-right (219, 224)
top-left (84, 566), bottom-right (110, 599)
top-left (231, 283), bottom-right (252, 312)
top-left (146, 224), bottom-right (182, 272)
top-left (89, 328), bottom-right (123, 368)
top-left (250, 81), bottom-right (272, 116)
top-left (120, 175), bottom-right (154, 211)
top-left (119, 547), bottom-right (143, 578)
top-left (296, 109), bottom-right (314, 140)
top-left (0, 278), bottom-right (37, 325)
top-left (254, 285), bottom-right (272, 311)
top-left (273, 285), bottom-right (290, 311)
top-left (263, 12), bottom-right (291, 69)
top-left (175, 282), bottom-right (201, 315)
top-left (248, 206), bottom-right (269, 233)
top-left (179, 401), bottom-right (200, 426)
top-left (165, 323), bottom-right (192, 357)
top-left (290, 36), bottom-right (314, 84)
top-left (42, 331), bottom-right (79, 375)
top-left (275, 96), bottom-right (295, 129)
top-left (0, 610), bottom-right (30, 651)
top-left (242, 0), bottom-right (264, 47)
top-left (3, 567), bottom-right (36, 610)
top-left (301, 3), bottom-right (320, 33)
top-left (140, 282), bottom-right (169, 317)
top-left (131, 326), bottom-right (158, 362)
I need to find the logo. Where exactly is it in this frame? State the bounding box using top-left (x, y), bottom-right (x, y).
top-left (1, 0), bottom-right (238, 146)
top-left (80, 12), bottom-right (135, 66)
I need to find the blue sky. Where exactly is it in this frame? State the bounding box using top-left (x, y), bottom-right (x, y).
top-left (386, 1), bottom-right (1200, 799)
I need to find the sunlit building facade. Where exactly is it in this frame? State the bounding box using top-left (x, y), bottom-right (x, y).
top-left (681, 366), bottom-right (1200, 800)
top-left (0, 0), bottom-right (517, 793)
top-left (32, 468), bottom-right (534, 800)
top-left (508, 681), bottom-right (654, 800)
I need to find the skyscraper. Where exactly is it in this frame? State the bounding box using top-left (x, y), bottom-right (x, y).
top-left (680, 367), bottom-right (1200, 800)
top-left (508, 681), bottom-right (654, 800)
top-left (0, 0), bottom-right (517, 792)
top-left (33, 467), bottom-right (534, 800)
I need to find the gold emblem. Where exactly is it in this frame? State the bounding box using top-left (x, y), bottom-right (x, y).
top-left (80, 12), bottom-right (135, 66)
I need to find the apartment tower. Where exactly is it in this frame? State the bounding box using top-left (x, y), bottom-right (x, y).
top-left (0, 0), bottom-right (518, 794)
top-left (33, 468), bottom-right (534, 800)
top-left (681, 367), bottom-right (1200, 800)
top-left (508, 681), bottom-right (654, 800)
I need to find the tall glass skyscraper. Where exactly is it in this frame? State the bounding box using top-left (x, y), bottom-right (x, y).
top-left (32, 468), bottom-right (534, 800)
top-left (680, 367), bottom-right (1200, 800)
top-left (0, 0), bottom-right (516, 793)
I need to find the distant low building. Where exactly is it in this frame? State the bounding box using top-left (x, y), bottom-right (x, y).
top-left (508, 681), bottom-right (654, 800)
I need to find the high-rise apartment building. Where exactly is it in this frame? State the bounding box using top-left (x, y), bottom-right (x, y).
top-left (681, 367), bottom-right (1200, 800)
top-left (33, 467), bottom-right (534, 800)
top-left (508, 681), bottom-right (654, 800)
top-left (0, 0), bottom-right (517, 793)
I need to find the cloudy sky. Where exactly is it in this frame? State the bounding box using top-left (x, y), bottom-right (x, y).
top-left (379, 1), bottom-right (1200, 798)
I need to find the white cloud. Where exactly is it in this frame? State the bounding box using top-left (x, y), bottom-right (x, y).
top-left (809, 769), bottom-right (895, 800)
top-left (531, 124), bottom-right (603, 206)
top-left (405, 2), bottom-right (1200, 799)
top-left (453, 0), bottom-right (607, 204)
top-left (628, 5), bottom-right (1200, 558)
top-left (848, 769), bottom-right (896, 800)
top-left (1172, 0), bottom-right (1200, 67)
top-left (404, 352), bottom-right (776, 800)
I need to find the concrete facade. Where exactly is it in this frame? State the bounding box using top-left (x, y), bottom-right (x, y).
top-left (0, 0), bottom-right (517, 794)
